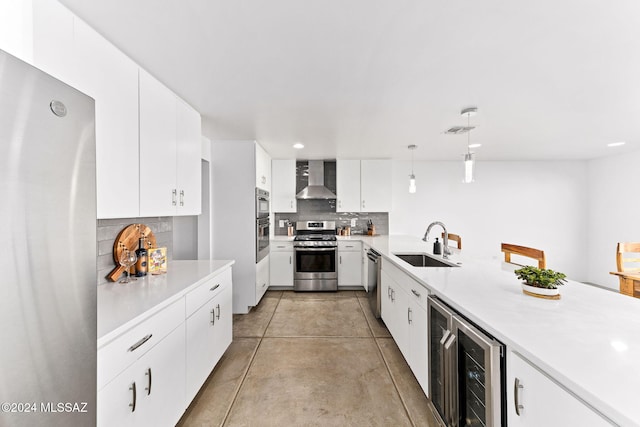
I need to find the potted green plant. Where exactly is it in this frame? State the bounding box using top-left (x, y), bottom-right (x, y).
top-left (514, 266), bottom-right (567, 298)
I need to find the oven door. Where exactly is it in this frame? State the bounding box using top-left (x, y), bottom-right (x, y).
top-left (256, 217), bottom-right (270, 263)
top-left (256, 189), bottom-right (270, 218)
top-left (294, 247), bottom-right (337, 279)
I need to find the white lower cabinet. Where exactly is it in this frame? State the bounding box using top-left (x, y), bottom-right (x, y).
top-left (186, 272), bottom-right (233, 404)
top-left (256, 255), bottom-right (270, 302)
top-left (97, 324), bottom-right (185, 427)
top-left (507, 352), bottom-right (611, 426)
top-left (270, 242), bottom-right (293, 288)
top-left (338, 241), bottom-right (362, 288)
top-left (98, 267), bottom-right (233, 427)
top-left (381, 261), bottom-right (429, 395)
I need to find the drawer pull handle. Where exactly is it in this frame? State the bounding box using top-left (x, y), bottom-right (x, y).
top-left (408, 307), bottom-right (412, 324)
top-left (172, 189), bottom-right (177, 206)
top-left (179, 190), bottom-right (184, 206)
top-left (128, 334), bottom-right (153, 352)
top-left (145, 368), bottom-right (152, 396)
top-left (211, 308), bottom-right (215, 325)
top-left (210, 284), bottom-right (220, 292)
top-left (411, 289), bottom-right (421, 298)
top-left (515, 377), bottom-right (524, 416)
top-left (129, 382), bottom-right (137, 412)
top-left (216, 304), bottom-right (221, 320)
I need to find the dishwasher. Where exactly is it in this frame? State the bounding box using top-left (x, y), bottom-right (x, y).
top-left (366, 248), bottom-right (382, 318)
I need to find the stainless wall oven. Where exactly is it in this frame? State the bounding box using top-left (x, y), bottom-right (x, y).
top-left (256, 217), bottom-right (270, 263)
top-left (428, 296), bottom-right (506, 427)
top-left (256, 187), bottom-right (269, 218)
top-left (293, 221), bottom-right (338, 291)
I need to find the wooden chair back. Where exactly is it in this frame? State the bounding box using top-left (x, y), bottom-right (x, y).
top-left (616, 242), bottom-right (640, 274)
top-left (501, 243), bottom-right (546, 269)
top-left (442, 232), bottom-right (462, 250)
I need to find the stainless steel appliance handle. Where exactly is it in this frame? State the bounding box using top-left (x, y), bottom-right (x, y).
top-left (514, 377), bottom-right (524, 416)
top-left (339, 255), bottom-right (342, 264)
top-left (293, 247), bottom-right (337, 252)
top-left (128, 334), bottom-right (153, 352)
top-left (129, 382), bottom-right (137, 412)
top-left (367, 253), bottom-right (379, 262)
top-left (440, 329), bottom-right (451, 345)
top-left (444, 333), bottom-right (456, 350)
top-left (145, 368), bottom-right (152, 395)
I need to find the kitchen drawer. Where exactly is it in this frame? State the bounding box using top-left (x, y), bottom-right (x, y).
top-left (338, 241), bottom-right (361, 251)
top-left (383, 259), bottom-right (428, 310)
top-left (97, 298), bottom-right (184, 391)
top-left (185, 267), bottom-right (231, 317)
top-left (271, 241), bottom-right (293, 252)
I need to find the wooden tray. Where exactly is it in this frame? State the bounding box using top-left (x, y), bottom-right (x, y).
top-left (107, 224), bottom-right (157, 282)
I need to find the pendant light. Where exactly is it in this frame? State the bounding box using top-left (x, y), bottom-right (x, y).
top-left (461, 107), bottom-right (477, 183)
top-left (408, 145), bottom-right (417, 193)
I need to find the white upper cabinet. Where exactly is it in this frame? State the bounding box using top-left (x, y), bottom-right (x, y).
top-left (176, 98), bottom-right (202, 215)
top-left (337, 159), bottom-right (391, 212)
top-left (255, 143), bottom-right (271, 191)
top-left (73, 19), bottom-right (140, 219)
top-left (271, 159), bottom-right (297, 212)
top-left (139, 69), bottom-right (178, 217)
top-left (139, 70), bottom-right (202, 217)
top-left (360, 160), bottom-right (392, 212)
top-left (336, 160), bottom-right (361, 212)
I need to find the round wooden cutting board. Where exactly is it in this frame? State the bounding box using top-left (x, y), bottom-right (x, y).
top-left (107, 224), bottom-right (157, 282)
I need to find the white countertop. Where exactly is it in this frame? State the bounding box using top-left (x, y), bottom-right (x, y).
top-left (97, 260), bottom-right (234, 346)
top-left (356, 235), bottom-right (640, 426)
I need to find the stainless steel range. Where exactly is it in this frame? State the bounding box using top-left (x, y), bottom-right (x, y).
top-left (293, 221), bottom-right (338, 291)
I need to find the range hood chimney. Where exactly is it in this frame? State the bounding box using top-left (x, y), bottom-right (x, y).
top-left (296, 160), bottom-right (337, 199)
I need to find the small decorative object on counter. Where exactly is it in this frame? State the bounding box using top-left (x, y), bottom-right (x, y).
top-left (367, 220), bottom-right (376, 236)
top-left (433, 237), bottom-right (442, 255)
top-left (135, 235), bottom-right (148, 277)
top-left (287, 221), bottom-right (294, 237)
top-left (107, 223), bottom-right (157, 282)
top-left (514, 266), bottom-right (567, 300)
top-left (148, 247), bottom-right (167, 275)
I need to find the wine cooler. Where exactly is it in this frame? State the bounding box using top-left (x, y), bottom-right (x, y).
top-left (428, 296), bottom-right (506, 427)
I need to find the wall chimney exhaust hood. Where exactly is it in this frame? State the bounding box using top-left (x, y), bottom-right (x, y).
top-left (296, 160), bottom-right (336, 199)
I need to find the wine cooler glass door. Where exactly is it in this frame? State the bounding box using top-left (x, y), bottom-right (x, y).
top-left (428, 297), bottom-right (453, 424)
top-left (453, 317), bottom-right (504, 427)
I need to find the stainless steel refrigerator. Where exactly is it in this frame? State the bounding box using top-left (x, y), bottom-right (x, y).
top-left (0, 50), bottom-right (96, 426)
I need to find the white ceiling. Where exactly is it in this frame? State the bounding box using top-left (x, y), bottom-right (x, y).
top-left (59, 0), bottom-right (640, 161)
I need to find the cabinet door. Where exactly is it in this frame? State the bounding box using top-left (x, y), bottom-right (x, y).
top-left (507, 352), bottom-right (611, 426)
top-left (270, 250), bottom-right (293, 287)
top-left (137, 325), bottom-right (186, 427)
top-left (255, 143), bottom-right (271, 190)
top-left (381, 270), bottom-right (408, 355)
top-left (211, 281), bottom-right (233, 364)
top-left (271, 159), bottom-right (297, 212)
top-left (408, 301), bottom-right (428, 395)
top-left (139, 69), bottom-right (177, 217)
top-left (361, 160), bottom-right (391, 212)
top-left (256, 254), bottom-right (270, 304)
top-left (186, 297), bottom-right (217, 404)
top-left (73, 18), bottom-right (140, 219)
top-left (32, 0), bottom-right (75, 85)
top-left (97, 362), bottom-right (138, 427)
top-left (0, 0), bottom-right (32, 63)
top-left (338, 250), bottom-right (362, 287)
top-left (176, 98), bottom-right (202, 215)
top-left (336, 160), bottom-right (361, 212)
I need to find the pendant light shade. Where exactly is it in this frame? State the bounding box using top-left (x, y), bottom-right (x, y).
top-left (461, 107), bottom-right (478, 184)
top-left (408, 145), bottom-right (417, 193)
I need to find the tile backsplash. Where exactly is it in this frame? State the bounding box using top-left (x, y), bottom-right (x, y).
top-left (97, 216), bottom-right (173, 285)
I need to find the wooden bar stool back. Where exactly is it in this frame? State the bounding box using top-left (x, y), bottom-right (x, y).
top-left (442, 232), bottom-right (462, 250)
top-left (616, 242), bottom-right (640, 295)
top-left (501, 243), bottom-right (546, 269)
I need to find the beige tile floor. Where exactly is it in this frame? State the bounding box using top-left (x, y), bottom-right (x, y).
top-left (178, 290), bottom-right (438, 427)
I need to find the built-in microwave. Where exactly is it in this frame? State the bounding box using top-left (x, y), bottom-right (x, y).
top-left (256, 188), bottom-right (269, 218)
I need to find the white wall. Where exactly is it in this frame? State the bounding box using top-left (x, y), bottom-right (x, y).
top-left (587, 150), bottom-right (640, 290)
top-left (390, 160), bottom-right (589, 281)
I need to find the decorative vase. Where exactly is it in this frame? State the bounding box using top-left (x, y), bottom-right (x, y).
top-left (521, 283), bottom-right (560, 299)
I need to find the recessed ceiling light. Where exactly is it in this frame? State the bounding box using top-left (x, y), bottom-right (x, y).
top-left (468, 143), bottom-right (482, 148)
top-left (607, 141), bottom-right (625, 147)
top-left (293, 143), bottom-right (304, 149)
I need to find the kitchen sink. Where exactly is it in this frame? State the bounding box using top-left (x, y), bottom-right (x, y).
top-left (393, 253), bottom-right (459, 268)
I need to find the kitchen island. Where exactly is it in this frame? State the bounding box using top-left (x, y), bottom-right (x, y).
top-left (337, 234), bottom-right (638, 426)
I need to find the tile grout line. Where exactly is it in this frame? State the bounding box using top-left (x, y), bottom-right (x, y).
top-left (219, 292), bottom-right (285, 427)
top-left (356, 295), bottom-right (417, 427)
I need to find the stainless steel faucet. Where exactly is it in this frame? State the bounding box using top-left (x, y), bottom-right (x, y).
top-left (422, 221), bottom-right (452, 258)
